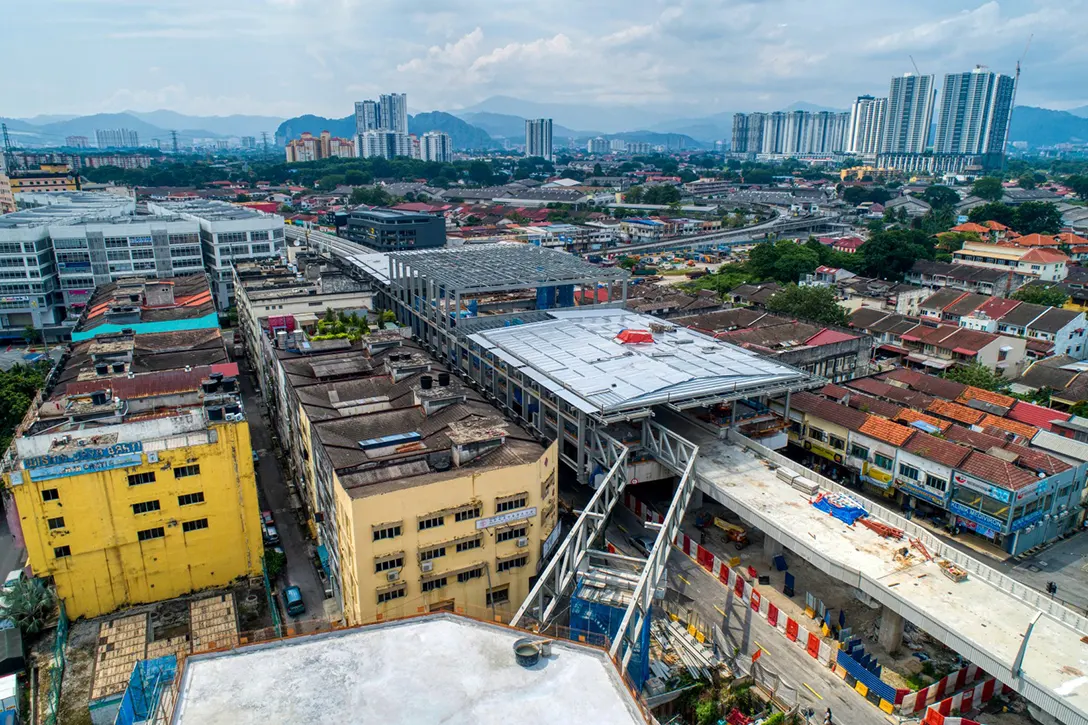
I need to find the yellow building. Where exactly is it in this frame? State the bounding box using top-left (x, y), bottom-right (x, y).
top-left (8, 164), bottom-right (79, 193)
top-left (263, 325), bottom-right (557, 625)
top-left (0, 173), bottom-right (14, 214)
top-left (6, 344), bottom-right (262, 618)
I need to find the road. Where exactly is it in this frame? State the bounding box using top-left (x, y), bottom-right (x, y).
top-left (238, 361), bottom-right (326, 622)
top-left (1010, 532), bottom-right (1088, 614)
top-left (0, 511), bottom-right (24, 580)
top-left (606, 505), bottom-right (888, 725)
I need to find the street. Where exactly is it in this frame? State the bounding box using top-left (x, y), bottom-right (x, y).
top-left (606, 505), bottom-right (888, 724)
top-left (1010, 532), bottom-right (1088, 613)
top-left (0, 512), bottom-right (25, 581)
top-left (238, 363), bottom-right (326, 622)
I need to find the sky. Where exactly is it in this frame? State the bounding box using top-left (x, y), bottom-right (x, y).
top-left (4, 0), bottom-right (1087, 122)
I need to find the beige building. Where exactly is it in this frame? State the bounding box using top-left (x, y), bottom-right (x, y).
top-left (0, 173), bottom-right (14, 214)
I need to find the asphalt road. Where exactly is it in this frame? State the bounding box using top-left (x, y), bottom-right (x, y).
top-left (238, 363), bottom-right (326, 622)
top-left (1010, 532), bottom-right (1088, 613)
top-left (0, 511), bottom-right (25, 580)
top-left (606, 505), bottom-right (889, 725)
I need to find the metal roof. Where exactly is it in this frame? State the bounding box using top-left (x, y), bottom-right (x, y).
top-left (469, 308), bottom-right (818, 417)
top-left (387, 244), bottom-right (628, 292)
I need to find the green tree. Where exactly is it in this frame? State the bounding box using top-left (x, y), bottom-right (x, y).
top-left (22, 325), bottom-right (41, 345)
top-left (746, 240), bottom-right (779, 280)
top-left (1066, 174), bottom-right (1088, 201)
top-left (943, 363), bottom-right (1009, 392)
top-left (858, 229), bottom-right (936, 280)
top-left (967, 202), bottom-right (1017, 229)
top-left (624, 186), bottom-right (644, 204)
top-left (1014, 201), bottom-right (1062, 235)
top-left (592, 163), bottom-right (603, 176)
top-left (1012, 284), bottom-right (1069, 308)
top-left (695, 698), bottom-right (720, 725)
top-left (766, 284), bottom-right (849, 326)
top-left (468, 161), bottom-right (493, 185)
top-left (936, 231), bottom-right (980, 254)
top-left (771, 243), bottom-right (820, 283)
top-left (265, 550), bottom-right (287, 579)
top-left (1018, 173), bottom-right (1037, 190)
top-left (0, 578), bottom-right (56, 635)
top-left (618, 256), bottom-right (638, 270)
top-left (972, 176), bottom-right (1005, 202)
top-left (349, 186), bottom-right (392, 207)
top-left (921, 185), bottom-right (960, 210)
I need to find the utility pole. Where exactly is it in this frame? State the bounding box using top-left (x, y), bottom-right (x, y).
top-left (170, 129), bottom-right (179, 155)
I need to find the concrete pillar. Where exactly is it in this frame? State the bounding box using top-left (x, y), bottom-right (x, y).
top-left (763, 537), bottom-right (784, 558)
top-left (878, 608), bottom-right (905, 653)
top-left (690, 489), bottom-right (704, 509)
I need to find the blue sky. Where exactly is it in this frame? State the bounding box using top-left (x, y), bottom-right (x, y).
top-left (4, 0), bottom-right (1085, 118)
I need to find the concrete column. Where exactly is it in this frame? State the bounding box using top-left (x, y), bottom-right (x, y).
top-left (763, 537), bottom-right (784, 558)
top-left (878, 608), bottom-right (905, 653)
top-left (690, 489), bottom-right (704, 509)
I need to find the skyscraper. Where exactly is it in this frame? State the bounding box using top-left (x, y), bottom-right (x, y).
top-left (358, 130), bottom-right (413, 159)
top-left (421, 131), bottom-right (453, 163)
top-left (731, 114), bottom-right (749, 153)
top-left (847, 95), bottom-right (887, 155)
top-left (354, 100), bottom-right (380, 136)
top-left (933, 66), bottom-right (1016, 164)
top-left (525, 119), bottom-right (553, 161)
top-left (880, 73), bottom-right (935, 154)
top-left (95, 128), bottom-right (140, 148)
top-left (379, 93), bottom-right (409, 134)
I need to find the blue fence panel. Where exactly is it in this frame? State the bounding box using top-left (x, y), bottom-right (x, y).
top-left (570, 581), bottom-right (651, 690)
top-left (836, 648), bottom-right (896, 703)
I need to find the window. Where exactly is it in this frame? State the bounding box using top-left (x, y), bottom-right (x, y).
top-left (128, 471), bottom-right (156, 486)
top-left (455, 536), bottom-right (482, 553)
top-left (47, 517), bottom-right (65, 530)
top-left (924, 474), bottom-right (948, 492)
top-left (137, 527), bottom-right (165, 541)
top-left (374, 555), bottom-right (404, 574)
top-left (496, 526), bottom-right (527, 543)
top-left (829, 435), bottom-right (846, 451)
top-left (457, 567), bottom-right (484, 583)
top-left (422, 577), bottom-right (448, 593)
top-left (174, 464), bottom-right (200, 479)
top-left (54, 545), bottom-right (71, 558)
top-left (849, 444), bottom-right (869, 460)
top-left (377, 586), bottom-right (406, 604)
top-left (454, 506), bottom-right (480, 522)
top-left (419, 546), bottom-right (446, 562)
top-left (898, 463), bottom-right (920, 481)
top-left (496, 555), bottom-right (528, 573)
top-left (182, 518), bottom-right (209, 533)
top-left (807, 427), bottom-right (827, 442)
top-left (495, 494), bottom-right (528, 513)
top-left (373, 523), bottom-right (402, 541)
top-left (418, 515), bottom-right (444, 531)
top-left (41, 488), bottom-right (59, 502)
top-left (132, 500), bottom-right (161, 515)
top-left (487, 585), bottom-right (510, 606)
top-left (178, 492), bottom-right (205, 506)
top-left (874, 453), bottom-right (894, 470)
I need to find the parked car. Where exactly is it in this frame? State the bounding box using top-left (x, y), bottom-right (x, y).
top-left (626, 535), bottom-right (655, 558)
top-left (281, 586), bottom-right (305, 617)
top-left (262, 523), bottom-right (280, 546)
top-left (252, 450), bottom-right (260, 463)
top-left (261, 510), bottom-right (275, 527)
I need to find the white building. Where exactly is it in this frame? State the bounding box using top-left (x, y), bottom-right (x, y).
top-left (421, 131), bottom-right (453, 163)
top-left (379, 93), bottom-right (409, 134)
top-left (146, 199), bottom-right (286, 310)
top-left (586, 137), bottom-right (609, 155)
top-left (357, 130), bottom-right (414, 160)
top-left (847, 95), bottom-right (887, 156)
top-left (525, 119), bottom-right (554, 161)
top-left (95, 129), bottom-right (140, 149)
top-left (609, 139), bottom-right (627, 151)
top-left (933, 67), bottom-right (1016, 162)
top-left (881, 73), bottom-right (935, 154)
top-left (354, 100), bottom-right (380, 136)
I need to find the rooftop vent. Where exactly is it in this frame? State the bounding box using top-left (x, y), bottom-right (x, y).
top-left (421, 375), bottom-right (433, 390)
top-left (358, 432), bottom-right (421, 451)
top-left (438, 372), bottom-right (451, 387)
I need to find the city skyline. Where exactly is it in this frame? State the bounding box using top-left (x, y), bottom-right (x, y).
top-left (3, 1), bottom-right (1086, 120)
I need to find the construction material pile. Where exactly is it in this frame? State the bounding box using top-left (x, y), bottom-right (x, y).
top-left (810, 492), bottom-right (868, 526)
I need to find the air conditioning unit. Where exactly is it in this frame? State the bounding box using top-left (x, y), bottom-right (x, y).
top-left (386, 570), bottom-right (400, 582)
top-left (517, 537), bottom-right (529, 548)
top-left (421, 561), bottom-right (434, 573)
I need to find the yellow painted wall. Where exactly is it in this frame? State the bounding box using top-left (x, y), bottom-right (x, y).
top-left (337, 441), bottom-right (558, 625)
top-left (11, 421), bottom-right (263, 618)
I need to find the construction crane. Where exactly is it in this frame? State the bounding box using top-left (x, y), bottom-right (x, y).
top-left (1, 123), bottom-right (15, 172)
top-left (1002, 34), bottom-right (1032, 171)
top-left (909, 55), bottom-right (922, 76)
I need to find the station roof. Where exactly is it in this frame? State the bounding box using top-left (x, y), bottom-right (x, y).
top-left (387, 244), bottom-right (628, 293)
top-left (469, 308), bottom-right (819, 419)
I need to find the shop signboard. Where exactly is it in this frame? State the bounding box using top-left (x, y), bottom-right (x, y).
top-left (952, 471), bottom-right (1012, 504)
top-left (27, 452), bottom-right (145, 482)
top-left (950, 500), bottom-right (1006, 531)
top-left (1010, 510), bottom-right (1045, 532)
top-left (24, 441), bottom-right (143, 470)
top-left (861, 462), bottom-right (894, 490)
top-left (895, 477), bottom-right (946, 506)
top-left (805, 439), bottom-right (843, 464)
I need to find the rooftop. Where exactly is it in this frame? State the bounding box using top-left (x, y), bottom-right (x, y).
top-left (172, 614), bottom-right (646, 725)
top-left (470, 308), bottom-right (818, 418)
top-left (73, 275), bottom-right (217, 340)
top-left (150, 198), bottom-right (275, 221)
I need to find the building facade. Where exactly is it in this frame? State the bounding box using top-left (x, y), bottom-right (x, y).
top-left (933, 67), bottom-right (1016, 166)
top-left (95, 128), bottom-right (140, 149)
top-left (354, 100), bottom-right (380, 136)
top-left (421, 131), bottom-right (453, 163)
top-left (847, 95), bottom-right (887, 156)
top-left (343, 208), bottom-right (446, 252)
top-left (731, 111), bottom-right (848, 156)
top-left (379, 93), bottom-right (409, 134)
top-left (357, 130), bottom-right (413, 160)
top-left (525, 119), bottom-right (554, 162)
top-left (881, 73), bottom-right (935, 154)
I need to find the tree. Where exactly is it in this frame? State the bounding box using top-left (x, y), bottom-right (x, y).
top-left (0, 578), bottom-right (56, 635)
top-left (972, 176), bottom-right (1005, 202)
top-left (1018, 173), bottom-right (1037, 190)
top-left (936, 231), bottom-right (980, 254)
top-left (624, 186), bottom-right (644, 204)
top-left (1066, 174), bottom-right (1088, 201)
top-left (592, 163), bottom-right (603, 176)
top-left (858, 229), bottom-right (936, 280)
top-left (1012, 284), bottom-right (1069, 308)
top-left (842, 186), bottom-right (870, 206)
top-left (467, 161), bottom-right (493, 185)
top-left (921, 185), bottom-right (960, 210)
top-left (943, 363), bottom-right (1008, 392)
top-left (22, 325), bottom-right (41, 345)
top-left (349, 186), bottom-right (392, 207)
top-left (766, 285), bottom-right (849, 326)
top-left (967, 202), bottom-right (1017, 229)
top-left (618, 256), bottom-right (638, 270)
top-left (770, 244), bottom-right (820, 283)
top-left (1014, 201), bottom-right (1062, 235)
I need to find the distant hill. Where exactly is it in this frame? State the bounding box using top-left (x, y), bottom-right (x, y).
top-left (455, 95), bottom-right (672, 133)
top-left (456, 112), bottom-right (587, 140)
top-left (1069, 105), bottom-right (1088, 119)
top-left (0, 112), bottom-right (222, 147)
top-left (125, 110), bottom-right (283, 137)
top-left (1009, 106), bottom-right (1088, 147)
top-left (275, 111), bottom-right (495, 150)
top-left (606, 130), bottom-right (709, 150)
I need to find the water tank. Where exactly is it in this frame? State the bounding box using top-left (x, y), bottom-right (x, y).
top-left (90, 391), bottom-right (108, 406)
top-left (225, 404), bottom-right (242, 416)
top-left (95, 364), bottom-right (108, 376)
top-left (202, 379), bottom-right (219, 394)
top-left (513, 639), bottom-right (541, 667)
top-left (221, 377), bottom-right (237, 392)
top-left (206, 407), bottom-right (225, 421)
top-left (420, 375), bottom-right (433, 390)
top-left (438, 372), bottom-right (451, 387)
top-left (210, 372), bottom-right (224, 382)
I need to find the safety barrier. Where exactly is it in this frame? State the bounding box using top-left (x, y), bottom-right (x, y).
top-left (624, 492), bottom-right (665, 525)
top-left (900, 663), bottom-right (984, 713)
top-left (922, 677), bottom-right (1015, 725)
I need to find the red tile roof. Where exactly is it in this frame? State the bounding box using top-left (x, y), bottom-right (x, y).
top-left (895, 408), bottom-right (952, 432)
top-left (983, 220), bottom-right (1011, 231)
top-left (950, 222), bottom-right (990, 234)
top-left (803, 329), bottom-right (858, 346)
top-left (958, 451), bottom-right (1040, 490)
top-left (904, 434), bottom-right (971, 468)
top-left (956, 386), bottom-right (1016, 410)
top-left (1006, 400), bottom-right (1070, 432)
top-left (883, 368), bottom-right (966, 400)
top-left (789, 392), bottom-right (870, 432)
top-left (1001, 442), bottom-right (1071, 476)
top-left (1020, 248), bottom-right (1069, 264)
top-left (973, 297), bottom-right (1021, 320)
top-left (820, 384), bottom-right (850, 400)
top-left (845, 393), bottom-right (903, 420)
top-left (927, 399), bottom-right (986, 425)
top-left (943, 424), bottom-right (1010, 451)
top-left (859, 416), bottom-right (915, 446)
top-left (1056, 232), bottom-right (1088, 246)
top-left (65, 363), bottom-right (238, 400)
top-left (1010, 233), bottom-right (1059, 247)
top-left (981, 414), bottom-right (1039, 440)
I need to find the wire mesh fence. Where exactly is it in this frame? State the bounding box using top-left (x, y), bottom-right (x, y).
top-left (41, 602), bottom-right (69, 725)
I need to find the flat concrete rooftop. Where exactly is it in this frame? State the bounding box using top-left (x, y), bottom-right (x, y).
top-left (660, 412), bottom-right (1088, 723)
top-left (172, 614), bottom-right (645, 725)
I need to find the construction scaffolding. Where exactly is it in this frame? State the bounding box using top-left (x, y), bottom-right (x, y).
top-left (114, 656), bottom-right (178, 725)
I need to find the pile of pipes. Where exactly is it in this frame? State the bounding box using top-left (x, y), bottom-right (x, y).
top-left (649, 618), bottom-right (721, 682)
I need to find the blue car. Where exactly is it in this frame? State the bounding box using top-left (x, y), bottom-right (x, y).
top-left (281, 585), bottom-right (305, 617)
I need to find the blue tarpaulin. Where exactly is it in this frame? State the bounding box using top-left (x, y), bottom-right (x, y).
top-left (811, 492), bottom-right (868, 526)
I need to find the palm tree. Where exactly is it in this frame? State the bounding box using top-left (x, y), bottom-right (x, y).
top-left (1, 578), bottom-right (56, 635)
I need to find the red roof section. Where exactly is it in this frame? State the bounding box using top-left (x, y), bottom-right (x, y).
top-left (895, 408), bottom-right (952, 432)
top-left (1020, 248), bottom-right (1069, 264)
top-left (616, 329), bottom-right (654, 344)
top-left (956, 386), bottom-right (1016, 410)
top-left (981, 414), bottom-right (1039, 440)
top-left (1007, 401), bottom-right (1070, 432)
top-left (958, 451), bottom-right (1040, 491)
top-left (859, 416), bottom-right (915, 446)
top-left (973, 297), bottom-right (1021, 320)
top-left (1010, 233), bottom-right (1059, 247)
top-left (904, 434), bottom-right (970, 468)
top-left (927, 399), bottom-right (986, 425)
top-left (950, 222), bottom-right (990, 234)
top-left (65, 363), bottom-right (238, 400)
top-left (803, 329), bottom-right (858, 347)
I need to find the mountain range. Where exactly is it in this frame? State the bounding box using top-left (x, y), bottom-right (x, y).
top-left (4, 98), bottom-right (1088, 152)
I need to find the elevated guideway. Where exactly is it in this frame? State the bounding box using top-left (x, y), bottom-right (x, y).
top-left (656, 408), bottom-right (1088, 725)
top-left (603, 213), bottom-right (849, 256)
